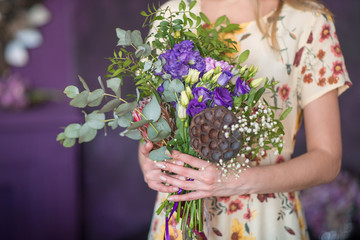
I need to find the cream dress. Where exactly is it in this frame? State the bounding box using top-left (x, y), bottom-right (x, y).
top-left (148, 1), bottom-right (352, 239)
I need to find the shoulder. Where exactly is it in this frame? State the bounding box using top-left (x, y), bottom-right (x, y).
top-left (282, 4), bottom-right (332, 27)
top-left (279, 4), bottom-right (335, 40)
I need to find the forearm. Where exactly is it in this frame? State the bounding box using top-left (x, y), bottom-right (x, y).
top-left (243, 148), bottom-right (341, 194)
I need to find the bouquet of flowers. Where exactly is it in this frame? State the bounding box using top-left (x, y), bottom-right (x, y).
top-left (57, 1), bottom-right (291, 239)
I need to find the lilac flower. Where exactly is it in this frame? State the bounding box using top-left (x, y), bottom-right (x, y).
top-left (213, 87), bottom-right (233, 108)
top-left (0, 74), bottom-right (28, 109)
top-left (235, 77), bottom-right (251, 96)
top-left (192, 87), bottom-right (212, 103)
top-left (186, 98), bottom-right (207, 117)
top-left (204, 57), bottom-right (233, 72)
top-left (217, 71), bottom-right (233, 86)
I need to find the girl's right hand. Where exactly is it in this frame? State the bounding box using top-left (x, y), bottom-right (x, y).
top-left (138, 142), bottom-right (181, 193)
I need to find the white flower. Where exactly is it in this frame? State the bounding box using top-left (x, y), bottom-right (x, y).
top-left (177, 104), bottom-right (187, 121)
top-left (184, 68), bottom-right (201, 84)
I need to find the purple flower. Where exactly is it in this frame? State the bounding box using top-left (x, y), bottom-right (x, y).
top-left (217, 71), bottom-right (233, 86)
top-left (235, 77), bottom-right (251, 96)
top-left (157, 83), bottom-right (164, 97)
top-left (192, 87), bottom-right (212, 103)
top-left (213, 87), bottom-right (233, 108)
top-left (173, 40), bottom-right (194, 53)
top-left (159, 40), bottom-right (205, 79)
top-left (186, 99), bottom-right (207, 117)
top-left (204, 57), bottom-right (233, 72)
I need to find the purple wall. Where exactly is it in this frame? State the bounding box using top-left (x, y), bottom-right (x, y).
top-left (0, 0), bottom-right (359, 240)
top-left (0, 0), bottom-right (80, 239)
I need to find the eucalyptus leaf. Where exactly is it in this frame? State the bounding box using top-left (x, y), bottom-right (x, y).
top-left (148, 146), bottom-right (171, 161)
top-left (161, 90), bottom-right (177, 102)
top-left (135, 46), bottom-right (146, 58)
top-left (85, 111), bottom-right (105, 130)
top-left (88, 89), bottom-right (104, 107)
top-left (98, 76), bottom-right (105, 91)
top-left (56, 132), bottom-right (66, 141)
top-left (70, 90), bottom-right (90, 108)
top-left (108, 120), bottom-right (119, 130)
top-left (116, 28), bottom-right (131, 46)
top-left (168, 79), bottom-right (184, 93)
top-left (118, 112), bottom-right (133, 128)
top-left (147, 118), bottom-right (171, 140)
top-left (148, 128), bottom-right (171, 143)
top-left (127, 119), bottom-right (152, 130)
top-left (131, 30), bottom-right (143, 46)
top-left (143, 61), bottom-right (152, 72)
top-left (135, 44), bottom-right (151, 58)
top-left (142, 96), bottom-right (161, 121)
top-left (136, 88), bottom-right (141, 102)
top-left (120, 129), bottom-right (142, 140)
top-left (162, 74), bottom-right (171, 80)
top-left (64, 123), bottom-right (82, 138)
top-left (63, 138), bottom-right (76, 148)
top-left (78, 75), bottom-right (90, 91)
top-left (79, 123), bottom-right (97, 143)
top-left (106, 78), bottom-right (122, 97)
top-left (115, 101), bottom-right (137, 117)
top-left (64, 85), bottom-right (79, 99)
top-left (99, 99), bottom-right (122, 113)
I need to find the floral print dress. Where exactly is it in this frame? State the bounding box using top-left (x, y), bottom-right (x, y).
top-left (148, 1), bottom-right (352, 239)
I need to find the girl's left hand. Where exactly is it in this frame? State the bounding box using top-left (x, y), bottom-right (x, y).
top-left (155, 150), bottom-right (249, 201)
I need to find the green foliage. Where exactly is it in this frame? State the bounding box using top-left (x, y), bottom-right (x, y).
top-left (64, 85), bottom-right (79, 98)
top-left (148, 146), bottom-right (171, 161)
top-left (142, 96), bottom-right (161, 121)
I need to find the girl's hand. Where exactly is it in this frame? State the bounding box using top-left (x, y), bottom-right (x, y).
top-left (138, 142), bottom-right (181, 193)
top-left (154, 150), bottom-right (250, 201)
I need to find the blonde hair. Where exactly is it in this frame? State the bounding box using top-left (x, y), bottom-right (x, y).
top-left (254, 0), bottom-right (333, 50)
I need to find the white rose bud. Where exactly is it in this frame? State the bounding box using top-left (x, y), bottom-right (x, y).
top-left (250, 77), bottom-right (264, 88)
top-left (239, 64), bottom-right (247, 75)
top-left (177, 104), bottom-right (187, 121)
top-left (202, 69), bottom-right (214, 82)
top-left (180, 90), bottom-right (189, 106)
top-left (185, 86), bottom-right (193, 99)
top-left (185, 68), bottom-right (200, 84)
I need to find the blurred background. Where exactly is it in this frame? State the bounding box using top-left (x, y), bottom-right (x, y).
top-left (0, 0), bottom-right (359, 240)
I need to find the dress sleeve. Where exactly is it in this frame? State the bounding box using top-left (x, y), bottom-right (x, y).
top-left (295, 13), bottom-right (352, 109)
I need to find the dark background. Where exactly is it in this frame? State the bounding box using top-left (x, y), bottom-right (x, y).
top-left (0, 0), bottom-right (359, 239)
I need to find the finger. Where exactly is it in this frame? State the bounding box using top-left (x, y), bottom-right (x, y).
top-left (155, 161), bottom-right (201, 181)
top-left (159, 175), bottom-right (206, 191)
top-left (147, 181), bottom-right (180, 193)
top-left (140, 142), bottom-right (153, 156)
top-left (167, 191), bottom-right (211, 201)
top-left (170, 150), bottom-right (212, 169)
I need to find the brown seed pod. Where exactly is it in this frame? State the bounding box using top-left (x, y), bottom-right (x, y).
top-left (189, 106), bottom-right (242, 163)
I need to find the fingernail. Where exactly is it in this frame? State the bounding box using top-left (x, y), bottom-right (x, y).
top-left (175, 160), bottom-right (184, 166)
top-left (155, 163), bottom-right (166, 169)
top-left (168, 196), bottom-right (174, 201)
top-left (179, 176), bottom-right (186, 181)
top-left (160, 176), bottom-right (167, 182)
top-left (172, 187), bottom-right (179, 192)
